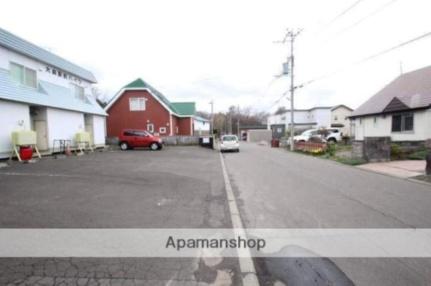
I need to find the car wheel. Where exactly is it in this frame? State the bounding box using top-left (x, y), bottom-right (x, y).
top-left (150, 142), bottom-right (159, 151)
top-left (120, 142), bottom-right (129, 151)
top-left (236, 149), bottom-right (240, 153)
top-left (328, 138), bottom-right (337, 144)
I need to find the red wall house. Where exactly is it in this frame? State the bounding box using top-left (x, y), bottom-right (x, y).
top-left (105, 78), bottom-right (195, 138)
top-left (175, 116), bottom-right (192, 136)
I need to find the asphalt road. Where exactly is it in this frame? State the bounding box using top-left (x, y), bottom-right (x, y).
top-left (0, 147), bottom-right (241, 285)
top-left (2, 143), bottom-right (431, 285)
top-left (222, 142), bottom-right (431, 286)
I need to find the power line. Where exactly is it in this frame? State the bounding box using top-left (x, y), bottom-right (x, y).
top-left (319, 0), bottom-right (367, 32)
top-left (299, 30), bottom-right (431, 87)
top-left (333, 0), bottom-right (399, 38)
top-left (268, 93), bottom-right (287, 110)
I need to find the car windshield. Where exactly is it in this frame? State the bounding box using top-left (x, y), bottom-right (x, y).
top-left (222, 135), bottom-right (237, 141)
top-left (135, 131), bottom-right (149, 137)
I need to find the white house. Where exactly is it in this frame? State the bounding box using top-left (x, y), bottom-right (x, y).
top-left (350, 66), bottom-right (431, 142)
top-left (193, 116), bottom-right (210, 135)
top-left (268, 105), bottom-right (352, 135)
top-left (330, 105), bottom-right (354, 136)
top-left (0, 27), bottom-right (107, 159)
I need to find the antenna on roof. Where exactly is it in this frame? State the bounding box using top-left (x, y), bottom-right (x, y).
top-left (399, 61), bottom-right (404, 75)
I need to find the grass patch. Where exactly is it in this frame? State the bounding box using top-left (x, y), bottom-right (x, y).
top-left (407, 150), bottom-right (428, 160)
top-left (333, 157), bottom-right (367, 166)
top-left (413, 175), bottom-right (431, 183)
top-left (292, 144), bottom-right (367, 166)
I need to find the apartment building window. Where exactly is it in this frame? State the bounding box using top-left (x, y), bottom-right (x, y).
top-left (71, 84), bottom-right (85, 101)
top-left (392, 113), bottom-right (413, 132)
top-left (10, 62), bottom-right (37, 88)
top-left (129, 97), bottom-right (146, 111)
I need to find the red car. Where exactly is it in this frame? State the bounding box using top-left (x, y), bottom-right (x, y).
top-left (119, 129), bottom-right (163, 151)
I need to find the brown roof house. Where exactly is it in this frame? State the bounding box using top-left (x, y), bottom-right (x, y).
top-left (350, 66), bottom-right (431, 142)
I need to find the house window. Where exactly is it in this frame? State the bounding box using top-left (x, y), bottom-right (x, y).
top-left (129, 97), bottom-right (146, 111)
top-left (10, 62), bottom-right (37, 88)
top-left (392, 113), bottom-right (414, 132)
top-left (159, 127), bottom-right (167, 134)
top-left (72, 84), bottom-right (85, 101)
top-left (334, 115), bottom-right (338, 121)
top-left (147, 123), bottom-right (154, 133)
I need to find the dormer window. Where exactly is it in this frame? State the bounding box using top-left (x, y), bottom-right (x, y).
top-left (10, 62), bottom-right (37, 88)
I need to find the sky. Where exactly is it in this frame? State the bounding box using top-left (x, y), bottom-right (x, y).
top-left (1, 0), bottom-right (431, 113)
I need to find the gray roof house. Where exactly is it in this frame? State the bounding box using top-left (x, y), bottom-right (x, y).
top-left (351, 66), bottom-right (431, 142)
top-left (0, 27), bottom-right (106, 158)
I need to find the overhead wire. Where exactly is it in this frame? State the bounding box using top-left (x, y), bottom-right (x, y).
top-left (299, 30), bottom-right (431, 88)
top-left (332, 0), bottom-right (400, 38)
top-left (317, 0), bottom-right (367, 34)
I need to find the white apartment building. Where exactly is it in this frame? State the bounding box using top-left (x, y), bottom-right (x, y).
top-left (0, 27), bottom-right (107, 158)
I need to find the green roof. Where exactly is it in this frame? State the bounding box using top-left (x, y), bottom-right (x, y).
top-left (112, 78), bottom-right (195, 116)
top-left (171, 102), bottom-right (196, 116)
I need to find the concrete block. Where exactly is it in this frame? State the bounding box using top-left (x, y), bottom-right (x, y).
top-left (364, 137), bottom-right (391, 162)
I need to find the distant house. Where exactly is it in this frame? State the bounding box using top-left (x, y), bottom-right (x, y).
top-left (105, 78), bottom-right (198, 138)
top-left (350, 66), bottom-right (431, 142)
top-left (0, 27), bottom-right (107, 159)
top-left (239, 125), bottom-right (268, 140)
top-left (267, 105), bottom-right (352, 136)
top-left (331, 105), bottom-right (354, 136)
top-left (193, 116), bottom-right (210, 136)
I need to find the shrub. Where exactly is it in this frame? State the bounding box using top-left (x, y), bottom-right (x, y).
top-left (390, 144), bottom-right (402, 160)
top-left (336, 157), bottom-right (367, 166)
top-left (326, 143), bottom-right (337, 157)
top-left (407, 149), bottom-right (429, 160)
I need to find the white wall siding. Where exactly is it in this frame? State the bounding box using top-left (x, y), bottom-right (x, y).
top-left (92, 115), bottom-right (106, 146)
top-left (353, 109), bottom-right (431, 141)
top-left (331, 107), bottom-right (352, 135)
top-left (0, 100), bottom-right (30, 158)
top-left (194, 119), bottom-right (210, 132)
top-left (46, 108), bottom-right (84, 148)
top-left (311, 109), bottom-right (331, 128)
top-left (0, 46), bottom-right (92, 93)
top-left (267, 108), bottom-right (332, 129)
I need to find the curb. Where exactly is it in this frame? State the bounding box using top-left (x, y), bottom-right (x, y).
top-left (219, 152), bottom-right (260, 286)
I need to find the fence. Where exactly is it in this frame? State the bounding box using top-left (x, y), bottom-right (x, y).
top-left (161, 136), bottom-right (199, 146)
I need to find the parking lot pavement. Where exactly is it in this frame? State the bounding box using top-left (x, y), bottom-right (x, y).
top-left (0, 147), bottom-right (241, 285)
top-left (222, 142), bottom-right (431, 286)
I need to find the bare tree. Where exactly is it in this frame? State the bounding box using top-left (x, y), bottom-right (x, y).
top-left (274, 106), bottom-right (287, 115)
top-left (202, 106), bottom-right (269, 136)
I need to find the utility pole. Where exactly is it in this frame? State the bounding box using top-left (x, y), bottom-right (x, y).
top-left (209, 100), bottom-right (214, 135)
top-left (277, 29), bottom-right (302, 151)
top-left (237, 105), bottom-right (240, 139)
